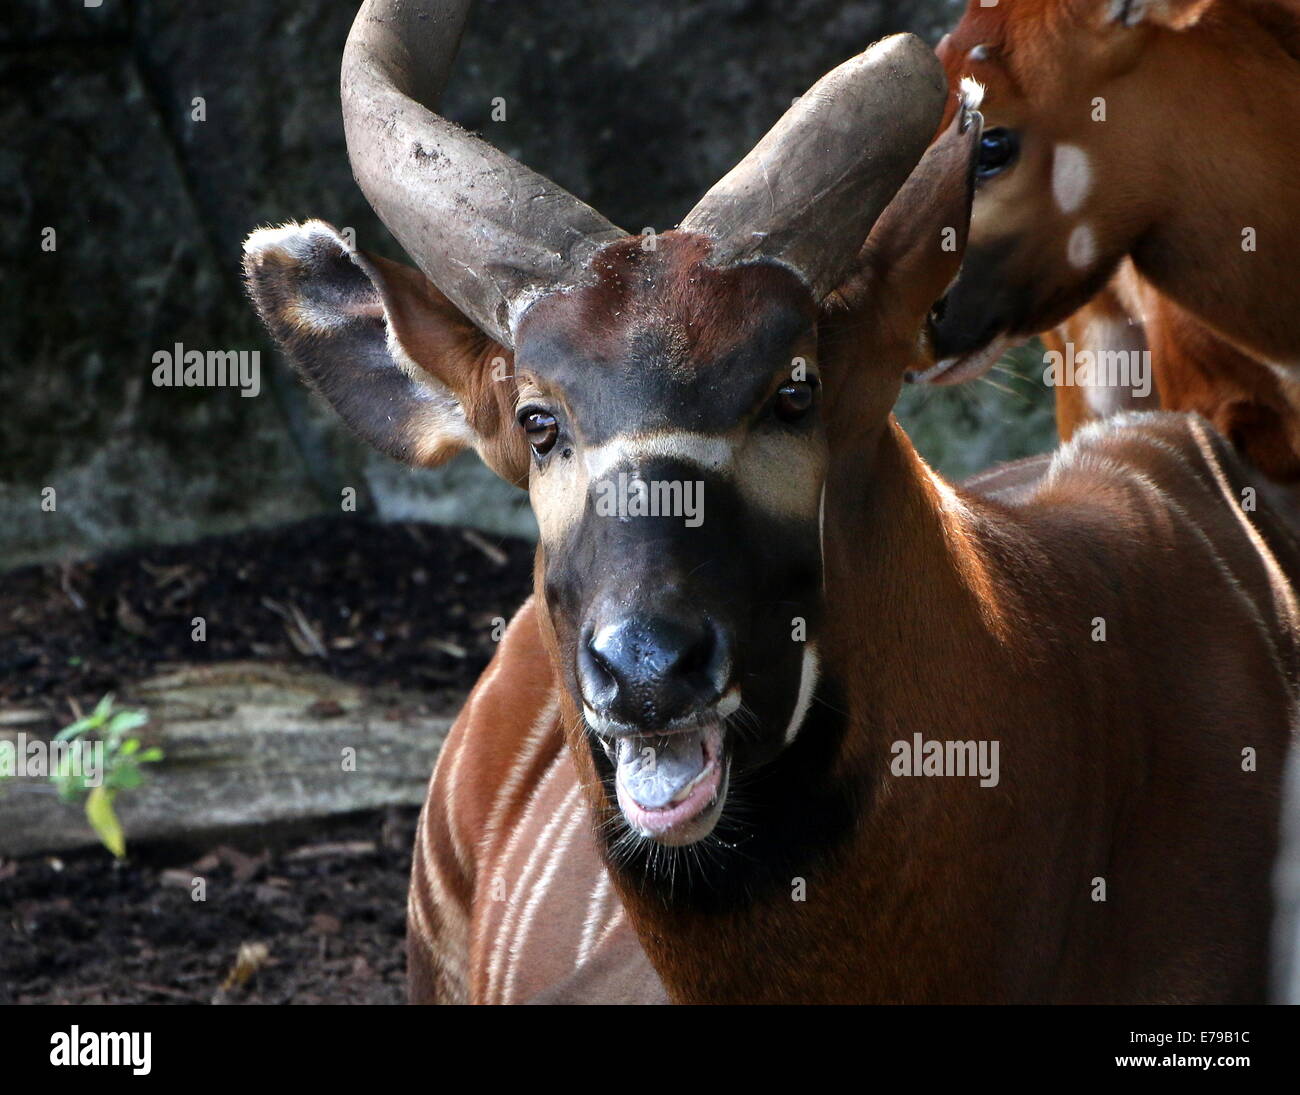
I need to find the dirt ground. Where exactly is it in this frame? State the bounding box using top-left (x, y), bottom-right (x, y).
top-left (0, 515), bottom-right (535, 711)
top-left (0, 517), bottom-right (535, 1004)
top-left (2, 809), bottom-right (420, 1005)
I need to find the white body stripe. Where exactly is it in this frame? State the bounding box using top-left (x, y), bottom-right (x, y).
top-left (485, 751), bottom-right (569, 1002)
top-left (576, 872), bottom-right (614, 968)
top-left (502, 789), bottom-right (586, 1003)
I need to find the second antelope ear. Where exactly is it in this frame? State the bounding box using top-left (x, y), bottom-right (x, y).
top-left (243, 221), bottom-right (529, 485)
top-left (849, 83), bottom-right (983, 338)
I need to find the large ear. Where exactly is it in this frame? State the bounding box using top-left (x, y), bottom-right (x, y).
top-left (830, 81), bottom-right (983, 361)
top-left (243, 220), bottom-right (529, 485)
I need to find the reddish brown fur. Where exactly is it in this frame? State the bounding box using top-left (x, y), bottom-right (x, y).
top-left (520, 234), bottom-right (818, 372)
top-left (1034, 257), bottom-right (1300, 484)
top-left (247, 73), bottom-right (1300, 1006)
top-left (1042, 270), bottom-right (1155, 439)
top-left (370, 256), bottom-right (530, 481)
top-left (935, 0), bottom-right (1300, 490)
top-left (936, 0), bottom-right (1300, 363)
top-left (399, 122), bottom-right (1300, 1002)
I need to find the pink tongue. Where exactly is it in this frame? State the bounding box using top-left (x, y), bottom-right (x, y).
top-left (616, 731), bottom-right (707, 809)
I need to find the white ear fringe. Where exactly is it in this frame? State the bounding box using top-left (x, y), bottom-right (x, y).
top-left (242, 219), bottom-right (352, 261)
top-left (959, 76), bottom-right (986, 113)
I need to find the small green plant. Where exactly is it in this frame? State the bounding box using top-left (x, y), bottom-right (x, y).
top-left (51, 694), bottom-right (163, 858)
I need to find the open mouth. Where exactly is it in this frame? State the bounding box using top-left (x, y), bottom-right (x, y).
top-left (907, 333), bottom-right (1012, 387)
top-left (600, 722), bottom-right (730, 846)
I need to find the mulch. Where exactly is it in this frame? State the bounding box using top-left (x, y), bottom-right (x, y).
top-left (0, 515), bottom-right (535, 715)
top-left (1, 809), bottom-right (420, 1004)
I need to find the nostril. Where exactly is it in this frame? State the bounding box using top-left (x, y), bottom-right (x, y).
top-left (688, 618), bottom-right (731, 698)
top-left (677, 621), bottom-right (715, 677)
top-left (582, 615), bottom-right (732, 721)
top-left (580, 626), bottom-right (617, 698)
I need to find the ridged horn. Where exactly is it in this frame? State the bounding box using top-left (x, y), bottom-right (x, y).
top-left (680, 34), bottom-right (947, 301)
top-left (341, 0), bottom-right (629, 347)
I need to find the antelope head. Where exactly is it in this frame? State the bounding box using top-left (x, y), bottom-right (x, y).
top-left (923, 0), bottom-right (1223, 382)
top-left (245, 0), bottom-right (977, 857)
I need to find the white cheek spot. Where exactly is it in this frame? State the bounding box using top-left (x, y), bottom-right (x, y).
top-left (1051, 144), bottom-right (1092, 216)
top-left (531, 449), bottom-right (590, 544)
top-left (1067, 223), bottom-right (1097, 270)
top-left (818, 485), bottom-right (826, 568)
top-left (784, 644), bottom-right (820, 745)
top-left (735, 432), bottom-right (825, 520)
top-left (717, 688), bottom-right (742, 718)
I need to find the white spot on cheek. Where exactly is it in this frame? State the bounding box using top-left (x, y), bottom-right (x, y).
top-left (717, 688), bottom-right (742, 717)
top-left (1067, 223), bottom-right (1097, 270)
top-left (818, 485), bottom-right (826, 570)
top-left (1051, 144), bottom-right (1092, 215)
top-left (784, 645), bottom-right (820, 745)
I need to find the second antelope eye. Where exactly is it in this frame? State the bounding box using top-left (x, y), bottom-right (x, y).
top-left (774, 381), bottom-right (815, 422)
top-left (519, 409), bottom-right (559, 455)
top-left (976, 128), bottom-right (1019, 179)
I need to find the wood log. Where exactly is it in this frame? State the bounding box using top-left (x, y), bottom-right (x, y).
top-left (0, 662), bottom-right (454, 858)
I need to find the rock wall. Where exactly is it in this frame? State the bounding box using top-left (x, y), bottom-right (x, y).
top-left (2, 0), bottom-right (1052, 572)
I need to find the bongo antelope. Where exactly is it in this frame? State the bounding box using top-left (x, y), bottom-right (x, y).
top-left (1043, 272), bottom-right (1300, 482)
top-left (244, 0), bottom-right (1300, 1003)
top-left (1040, 262), bottom-right (1158, 440)
top-left (926, 0), bottom-right (1300, 385)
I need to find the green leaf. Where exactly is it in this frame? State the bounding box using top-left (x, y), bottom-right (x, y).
top-left (118, 738), bottom-right (141, 756)
top-left (55, 718), bottom-right (94, 742)
top-left (107, 711), bottom-right (149, 737)
top-left (108, 764), bottom-right (143, 791)
top-left (54, 770), bottom-right (89, 801)
top-left (137, 747), bottom-right (164, 764)
top-left (92, 694), bottom-right (116, 722)
top-left (85, 786), bottom-right (125, 859)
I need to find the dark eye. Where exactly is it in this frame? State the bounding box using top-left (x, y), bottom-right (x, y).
top-left (976, 127), bottom-right (1019, 180)
top-left (518, 409), bottom-right (558, 456)
top-left (774, 380), bottom-right (815, 423)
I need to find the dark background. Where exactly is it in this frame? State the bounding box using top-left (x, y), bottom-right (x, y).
top-left (0, 0), bottom-right (1051, 572)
